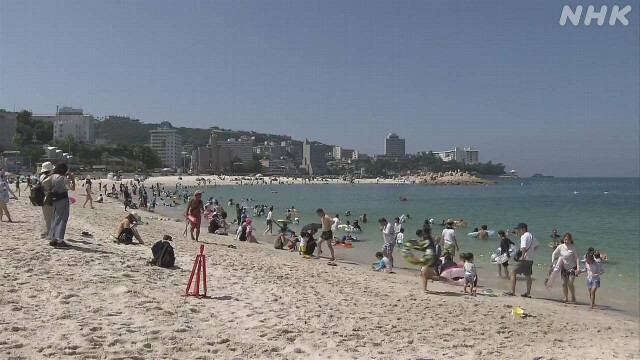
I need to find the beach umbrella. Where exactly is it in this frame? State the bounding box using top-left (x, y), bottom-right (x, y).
top-left (301, 223), bottom-right (322, 233)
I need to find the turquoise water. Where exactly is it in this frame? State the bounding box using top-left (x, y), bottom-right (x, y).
top-left (158, 178), bottom-right (640, 310)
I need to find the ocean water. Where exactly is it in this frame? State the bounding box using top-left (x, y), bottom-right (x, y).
top-left (157, 178), bottom-right (640, 312)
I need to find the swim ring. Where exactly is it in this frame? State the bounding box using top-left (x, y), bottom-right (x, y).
top-left (401, 239), bottom-right (434, 266)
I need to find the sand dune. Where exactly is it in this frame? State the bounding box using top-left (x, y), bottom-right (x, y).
top-left (0, 187), bottom-right (638, 359)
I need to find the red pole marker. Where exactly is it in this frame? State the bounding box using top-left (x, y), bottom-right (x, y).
top-left (184, 244), bottom-right (208, 298)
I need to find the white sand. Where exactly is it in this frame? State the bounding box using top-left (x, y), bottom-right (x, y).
top-left (0, 185), bottom-right (638, 359)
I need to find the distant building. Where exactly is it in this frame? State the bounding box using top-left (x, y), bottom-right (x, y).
top-left (0, 111), bottom-right (18, 151)
top-left (31, 114), bottom-right (57, 123)
top-left (302, 139), bottom-right (327, 175)
top-left (433, 147), bottom-right (479, 164)
top-left (191, 133), bottom-right (234, 173)
top-left (352, 150), bottom-right (368, 160)
top-left (51, 107), bottom-right (96, 144)
top-left (149, 122), bottom-right (183, 168)
top-left (218, 136), bottom-right (254, 163)
top-left (384, 133), bottom-right (405, 158)
top-left (261, 158), bottom-right (298, 175)
top-left (332, 146), bottom-right (355, 161)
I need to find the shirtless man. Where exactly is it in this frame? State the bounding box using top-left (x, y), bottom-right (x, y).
top-left (316, 208), bottom-right (336, 264)
top-left (186, 190), bottom-right (204, 241)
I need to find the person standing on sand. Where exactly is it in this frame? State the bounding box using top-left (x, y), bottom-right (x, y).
top-left (186, 190), bottom-right (204, 241)
top-left (497, 230), bottom-right (515, 278)
top-left (442, 221), bottom-right (459, 257)
top-left (0, 174), bottom-right (18, 222)
top-left (264, 206), bottom-right (274, 235)
top-left (551, 233), bottom-right (579, 303)
top-left (39, 162), bottom-right (55, 237)
top-left (42, 163), bottom-right (76, 247)
top-left (83, 178), bottom-right (94, 209)
top-left (505, 223), bottom-right (539, 297)
top-left (379, 218), bottom-right (396, 271)
top-left (316, 208), bottom-right (336, 264)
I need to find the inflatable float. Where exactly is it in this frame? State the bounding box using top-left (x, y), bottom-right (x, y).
top-left (401, 239), bottom-right (434, 266)
top-left (337, 224), bottom-right (361, 232)
top-left (545, 258), bottom-right (563, 290)
top-left (399, 197), bottom-right (407, 201)
top-left (468, 230), bottom-right (496, 237)
top-left (489, 244), bottom-right (517, 264)
top-left (440, 267), bottom-right (465, 286)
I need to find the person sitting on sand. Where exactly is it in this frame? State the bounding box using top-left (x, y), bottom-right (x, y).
top-left (96, 194), bottom-right (104, 203)
top-left (245, 218), bottom-right (257, 243)
top-left (115, 212), bottom-right (144, 244)
top-left (286, 231), bottom-right (298, 251)
top-left (440, 253), bottom-right (457, 273)
top-left (372, 251), bottom-right (391, 273)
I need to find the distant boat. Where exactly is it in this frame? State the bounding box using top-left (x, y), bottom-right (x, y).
top-left (499, 170), bottom-right (520, 179)
top-left (532, 173), bottom-right (554, 178)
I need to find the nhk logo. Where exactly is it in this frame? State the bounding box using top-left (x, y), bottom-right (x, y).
top-left (560, 5), bottom-right (631, 26)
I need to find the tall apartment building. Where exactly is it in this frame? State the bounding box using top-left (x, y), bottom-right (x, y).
top-left (0, 111), bottom-right (18, 150)
top-left (217, 136), bottom-right (254, 163)
top-left (302, 139), bottom-right (327, 175)
top-left (384, 133), bottom-right (405, 158)
top-left (433, 147), bottom-right (479, 164)
top-left (149, 122), bottom-right (183, 168)
top-left (52, 107), bottom-right (96, 144)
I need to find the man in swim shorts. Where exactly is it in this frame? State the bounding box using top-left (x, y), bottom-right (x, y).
top-left (441, 221), bottom-right (459, 257)
top-left (186, 190), bottom-right (204, 241)
top-left (316, 208), bottom-right (335, 263)
top-left (505, 223), bottom-right (539, 297)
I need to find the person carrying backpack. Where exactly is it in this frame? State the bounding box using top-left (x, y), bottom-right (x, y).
top-left (36, 162), bottom-right (55, 238)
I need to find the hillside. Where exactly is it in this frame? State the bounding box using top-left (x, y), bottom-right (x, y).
top-left (95, 119), bottom-right (294, 147)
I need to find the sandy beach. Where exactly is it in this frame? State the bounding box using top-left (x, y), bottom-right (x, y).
top-left (1, 181), bottom-right (638, 359)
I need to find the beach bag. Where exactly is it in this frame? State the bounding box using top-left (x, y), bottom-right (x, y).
top-left (29, 183), bottom-right (47, 206)
top-left (151, 241), bottom-right (175, 268)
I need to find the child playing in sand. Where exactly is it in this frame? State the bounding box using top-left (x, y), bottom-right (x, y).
top-left (372, 251), bottom-right (391, 273)
top-left (578, 252), bottom-right (604, 309)
top-left (463, 253), bottom-right (477, 295)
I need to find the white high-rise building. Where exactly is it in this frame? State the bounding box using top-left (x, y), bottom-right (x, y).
top-left (52, 107), bottom-right (96, 144)
top-left (384, 133), bottom-right (405, 157)
top-left (433, 147), bottom-right (479, 164)
top-left (150, 122), bottom-right (183, 168)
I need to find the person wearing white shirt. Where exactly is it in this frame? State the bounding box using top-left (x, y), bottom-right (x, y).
top-left (441, 221), bottom-right (459, 257)
top-left (506, 223), bottom-right (539, 297)
top-left (331, 214), bottom-right (341, 231)
top-left (551, 232), bottom-right (579, 303)
top-left (379, 218), bottom-right (396, 270)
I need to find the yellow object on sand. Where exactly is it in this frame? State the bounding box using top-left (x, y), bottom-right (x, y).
top-left (512, 306), bottom-right (524, 317)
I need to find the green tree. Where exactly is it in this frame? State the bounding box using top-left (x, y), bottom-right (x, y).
top-left (12, 133), bottom-right (23, 149)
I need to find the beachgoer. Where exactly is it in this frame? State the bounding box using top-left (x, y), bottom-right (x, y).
top-left (379, 218), bottom-right (396, 270)
top-left (550, 228), bottom-right (562, 248)
top-left (395, 228), bottom-right (405, 249)
top-left (331, 214), bottom-right (341, 231)
top-left (463, 253), bottom-right (477, 295)
top-left (551, 233), bottom-right (579, 303)
top-left (578, 251), bottom-right (605, 309)
top-left (115, 212), bottom-right (144, 244)
top-left (440, 253), bottom-right (457, 273)
top-left (372, 251), bottom-right (391, 272)
top-left (393, 217), bottom-right (402, 238)
top-left (497, 230), bottom-right (515, 278)
top-left (83, 178), bottom-right (94, 209)
top-left (235, 203), bottom-right (242, 228)
top-left (41, 163), bottom-right (76, 247)
top-left (0, 174), bottom-right (18, 222)
top-left (14, 177), bottom-right (21, 196)
top-left (361, 213), bottom-right (367, 223)
top-left (264, 206), bottom-right (273, 235)
top-left (38, 162), bottom-right (55, 237)
top-left (478, 225), bottom-right (489, 240)
top-left (352, 220), bottom-right (362, 231)
top-left (245, 218), bottom-right (257, 243)
top-left (316, 208), bottom-right (336, 264)
top-left (286, 231), bottom-right (298, 251)
top-left (442, 221), bottom-right (459, 257)
top-left (186, 190), bottom-right (204, 241)
top-left (419, 230), bottom-right (442, 292)
top-left (505, 223), bottom-right (539, 297)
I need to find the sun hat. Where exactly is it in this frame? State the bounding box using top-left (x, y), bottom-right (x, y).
top-left (131, 212), bottom-right (141, 222)
top-left (41, 162), bottom-right (54, 173)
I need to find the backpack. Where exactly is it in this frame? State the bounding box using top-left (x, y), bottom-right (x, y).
top-left (29, 178), bottom-right (48, 206)
top-left (151, 241), bottom-right (175, 268)
top-left (118, 228), bottom-right (135, 245)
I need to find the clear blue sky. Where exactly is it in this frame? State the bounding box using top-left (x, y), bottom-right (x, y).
top-left (1, 0), bottom-right (638, 177)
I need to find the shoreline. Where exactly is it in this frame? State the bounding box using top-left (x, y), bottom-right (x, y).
top-left (0, 184), bottom-right (638, 359)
